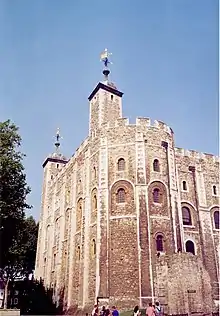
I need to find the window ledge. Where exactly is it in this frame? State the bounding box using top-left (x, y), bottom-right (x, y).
top-left (213, 228), bottom-right (220, 231)
top-left (183, 225), bottom-right (195, 228)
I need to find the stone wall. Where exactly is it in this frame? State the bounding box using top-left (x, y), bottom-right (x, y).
top-left (0, 310), bottom-right (20, 316)
top-left (154, 253), bottom-right (213, 314)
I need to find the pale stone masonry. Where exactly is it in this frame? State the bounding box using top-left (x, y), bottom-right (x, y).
top-left (35, 70), bottom-right (220, 314)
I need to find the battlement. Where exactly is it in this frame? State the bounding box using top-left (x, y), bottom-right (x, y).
top-left (136, 117), bottom-right (172, 135)
top-left (175, 147), bottom-right (219, 163)
top-left (115, 118), bottom-right (130, 127)
top-left (135, 117), bottom-right (151, 126)
top-left (100, 117), bottom-right (173, 135)
top-left (101, 118), bottom-right (132, 129)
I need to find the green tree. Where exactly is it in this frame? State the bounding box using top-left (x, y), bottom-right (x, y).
top-left (3, 216), bottom-right (38, 309)
top-left (0, 120), bottom-right (32, 308)
top-left (20, 216), bottom-right (39, 278)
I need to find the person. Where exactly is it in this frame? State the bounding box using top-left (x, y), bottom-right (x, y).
top-left (92, 305), bottom-right (98, 316)
top-left (146, 303), bottom-right (155, 316)
top-left (134, 305), bottom-right (141, 316)
top-left (112, 306), bottom-right (119, 316)
top-left (100, 306), bottom-right (106, 316)
top-left (155, 302), bottom-right (163, 316)
top-left (105, 308), bottom-right (111, 316)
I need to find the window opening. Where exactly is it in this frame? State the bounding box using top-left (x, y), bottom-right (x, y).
top-left (183, 181), bottom-right (187, 191)
top-left (153, 188), bottom-right (160, 203)
top-left (118, 158), bottom-right (125, 171)
top-left (156, 235), bottom-right (164, 252)
top-left (185, 240), bottom-right (195, 255)
top-left (182, 207), bottom-right (192, 225)
top-left (214, 211), bottom-right (219, 229)
top-left (117, 188), bottom-right (125, 203)
top-left (153, 159), bottom-right (160, 172)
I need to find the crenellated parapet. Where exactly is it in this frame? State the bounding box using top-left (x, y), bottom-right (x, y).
top-left (115, 117), bottom-right (130, 127)
top-left (136, 117), bottom-right (173, 135)
top-left (99, 116), bottom-right (173, 135)
top-left (136, 117), bottom-right (150, 126)
top-left (175, 147), bottom-right (219, 163)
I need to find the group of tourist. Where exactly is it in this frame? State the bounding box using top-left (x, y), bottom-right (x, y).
top-left (135, 302), bottom-right (163, 316)
top-left (91, 302), bottom-right (162, 316)
top-left (92, 304), bottom-right (119, 316)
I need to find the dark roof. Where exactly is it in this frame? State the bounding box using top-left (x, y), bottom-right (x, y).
top-left (42, 157), bottom-right (68, 168)
top-left (88, 82), bottom-right (123, 101)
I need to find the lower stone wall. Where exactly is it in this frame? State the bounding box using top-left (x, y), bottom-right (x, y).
top-left (0, 310), bottom-right (20, 316)
top-left (154, 253), bottom-right (215, 314)
top-left (65, 252), bottom-right (219, 315)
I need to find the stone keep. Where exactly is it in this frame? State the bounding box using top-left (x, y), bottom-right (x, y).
top-left (35, 68), bottom-right (220, 314)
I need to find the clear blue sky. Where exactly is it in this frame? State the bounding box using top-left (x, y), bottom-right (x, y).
top-left (0, 0), bottom-right (218, 220)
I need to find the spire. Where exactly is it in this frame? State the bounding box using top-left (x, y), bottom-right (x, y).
top-left (100, 48), bottom-right (112, 83)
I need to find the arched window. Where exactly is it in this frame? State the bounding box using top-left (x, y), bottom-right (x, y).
top-left (182, 181), bottom-right (187, 191)
top-left (117, 188), bottom-right (125, 203)
top-left (153, 188), bottom-right (160, 203)
top-left (153, 159), bottom-right (160, 172)
top-left (214, 211), bottom-right (219, 229)
top-left (77, 199), bottom-right (83, 230)
top-left (118, 158), bottom-right (125, 171)
top-left (53, 254), bottom-right (56, 268)
top-left (93, 167), bottom-right (96, 178)
top-left (182, 207), bottom-right (192, 226)
top-left (65, 210), bottom-right (70, 237)
top-left (156, 235), bottom-right (164, 252)
top-left (213, 185), bottom-right (217, 195)
top-left (93, 195), bottom-right (97, 210)
top-left (185, 240), bottom-right (195, 255)
top-left (77, 246), bottom-right (80, 260)
top-left (92, 239), bottom-right (96, 255)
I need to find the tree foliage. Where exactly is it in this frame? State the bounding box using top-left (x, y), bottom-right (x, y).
top-left (0, 120), bottom-right (31, 269)
top-left (0, 120), bottom-right (38, 307)
top-left (5, 216), bottom-right (38, 279)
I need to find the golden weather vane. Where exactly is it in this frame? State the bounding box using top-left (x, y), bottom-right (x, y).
top-left (100, 48), bottom-right (113, 68)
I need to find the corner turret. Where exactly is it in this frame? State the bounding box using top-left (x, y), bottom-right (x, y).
top-left (43, 128), bottom-right (68, 167)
